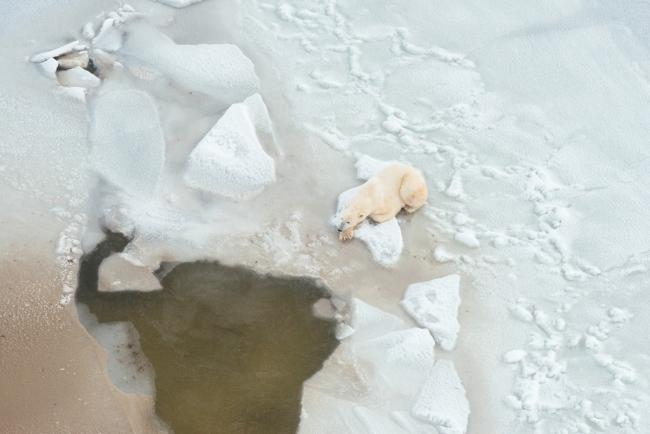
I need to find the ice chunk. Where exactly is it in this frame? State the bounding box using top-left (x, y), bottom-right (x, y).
top-left (412, 360), bottom-right (470, 434)
top-left (98, 253), bottom-right (162, 292)
top-left (184, 102), bottom-right (275, 200)
top-left (355, 219), bottom-right (404, 266)
top-left (56, 50), bottom-right (89, 70)
top-left (37, 57), bottom-right (58, 79)
top-left (338, 297), bottom-right (406, 341)
top-left (89, 90), bottom-right (166, 198)
top-left (154, 0), bottom-right (205, 7)
top-left (121, 23), bottom-right (259, 108)
top-left (56, 67), bottom-right (100, 88)
top-left (242, 93), bottom-right (280, 157)
top-left (400, 274), bottom-right (462, 351)
top-left (300, 298), bottom-right (440, 434)
top-left (93, 18), bottom-right (123, 52)
top-left (356, 328), bottom-right (435, 395)
top-left (355, 154), bottom-right (399, 180)
top-left (332, 186), bottom-right (404, 266)
top-left (29, 40), bottom-right (86, 63)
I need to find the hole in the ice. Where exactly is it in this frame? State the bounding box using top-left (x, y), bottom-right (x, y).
top-left (76, 232), bottom-right (339, 434)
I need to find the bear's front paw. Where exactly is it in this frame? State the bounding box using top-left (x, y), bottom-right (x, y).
top-left (339, 229), bottom-right (354, 241)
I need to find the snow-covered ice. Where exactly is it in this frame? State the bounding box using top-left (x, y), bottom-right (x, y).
top-left (153, 0), bottom-right (205, 8)
top-left (98, 253), bottom-right (162, 293)
top-left (7, 0), bottom-right (650, 432)
top-left (412, 360), bottom-right (470, 434)
top-left (56, 67), bottom-right (100, 88)
top-left (301, 298), bottom-right (469, 434)
top-left (121, 23), bottom-right (259, 108)
top-left (89, 89), bottom-right (166, 198)
top-left (401, 274), bottom-right (462, 351)
top-left (183, 101), bottom-right (276, 200)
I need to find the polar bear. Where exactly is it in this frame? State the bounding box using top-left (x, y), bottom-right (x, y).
top-left (336, 163), bottom-right (428, 241)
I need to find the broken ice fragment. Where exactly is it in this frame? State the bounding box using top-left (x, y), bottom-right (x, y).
top-left (121, 23), bottom-right (259, 108)
top-left (411, 360), bottom-right (470, 434)
top-left (354, 219), bottom-right (404, 266)
top-left (89, 90), bottom-right (166, 198)
top-left (56, 50), bottom-right (89, 70)
top-left (153, 0), bottom-right (206, 7)
top-left (184, 102), bottom-right (275, 200)
top-left (56, 67), bottom-right (99, 88)
top-left (29, 40), bottom-right (87, 63)
top-left (401, 274), bottom-right (461, 350)
top-left (98, 253), bottom-right (162, 292)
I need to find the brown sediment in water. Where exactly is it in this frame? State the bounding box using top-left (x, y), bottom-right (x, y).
top-left (76, 233), bottom-right (339, 434)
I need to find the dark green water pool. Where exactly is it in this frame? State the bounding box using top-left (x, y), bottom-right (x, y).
top-left (76, 233), bottom-right (338, 434)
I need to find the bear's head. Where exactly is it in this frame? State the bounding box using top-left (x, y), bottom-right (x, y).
top-left (336, 201), bottom-right (370, 233)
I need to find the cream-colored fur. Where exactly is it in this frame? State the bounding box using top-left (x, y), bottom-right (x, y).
top-left (337, 163), bottom-right (428, 241)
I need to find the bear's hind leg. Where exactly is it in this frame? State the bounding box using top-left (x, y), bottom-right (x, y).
top-left (399, 171), bottom-right (428, 211)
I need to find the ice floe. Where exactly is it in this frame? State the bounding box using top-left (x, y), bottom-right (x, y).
top-left (98, 253), bottom-right (162, 293)
top-left (412, 359), bottom-right (471, 434)
top-left (56, 67), bottom-right (100, 88)
top-left (89, 89), bottom-right (166, 198)
top-left (300, 298), bottom-right (469, 434)
top-left (183, 100), bottom-right (276, 200)
top-left (401, 274), bottom-right (462, 351)
top-left (153, 0), bottom-right (206, 7)
top-left (121, 23), bottom-right (259, 108)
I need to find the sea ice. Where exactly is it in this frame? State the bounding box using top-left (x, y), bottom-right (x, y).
top-left (153, 0), bottom-right (205, 7)
top-left (121, 23), bottom-right (259, 108)
top-left (89, 89), bottom-right (166, 198)
top-left (98, 253), bottom-right (162, 292)
top-left (412, 360), bottom-right (470, 434)
top-left (302, 298), bottom-right (471, 433)
top-left (56, 67), bottom-right (100, 88)
top-left (56, 50), bottom-right (89, 70)
top-left (29, 40), bottom-right (87, 63)
top-left (355, 154), bottom-right (399, 180)
top-left (355, 219), bottom-right (404, 266)
top-left (183, 102), bottom-right (275, 200)
top-left (400, 274), bottom-right (462, 351)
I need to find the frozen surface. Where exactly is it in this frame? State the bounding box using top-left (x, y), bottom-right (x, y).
top-left (121, 23), bottom-right (259, 108)
top-left (89, 89), bottom-right (166, 198)
top-left (6, 0), bottom-right (650, 432)
top-left (401, 274), bottom-right (462, 351)
top-left (412, 360), bottom-right (470, 434)
top-left (98, 253), bottom-right (162, 292)
top-left (184, 102), bottom-right (276, 200)
top-left (56, 67), bottom-right (100, 88)
top-left (154, 0), bottom-right (205, 7)
top-left (301, 298), bottom-right (471, 434)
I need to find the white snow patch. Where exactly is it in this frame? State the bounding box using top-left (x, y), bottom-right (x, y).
top-left (454, 229), bottom-right (480, 248)
top-left (401, 274), bottom-right (462, 351)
